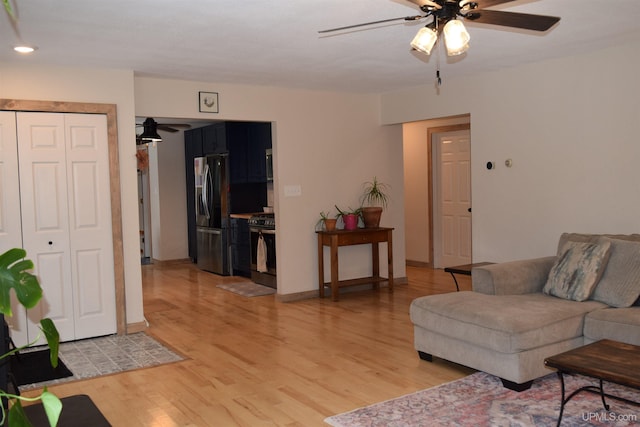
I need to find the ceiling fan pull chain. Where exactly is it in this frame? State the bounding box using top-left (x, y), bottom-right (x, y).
top-left (435, 29), bottom-right (442, 87)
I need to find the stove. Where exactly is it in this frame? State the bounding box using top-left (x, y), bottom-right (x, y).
top-left (248, 213), bottom-right (276, 288)
top-left (248, 213), bottom-right (275, 230)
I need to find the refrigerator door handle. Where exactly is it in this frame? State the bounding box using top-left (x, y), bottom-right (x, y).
top-left (203, 163), bottom-right (211, 219)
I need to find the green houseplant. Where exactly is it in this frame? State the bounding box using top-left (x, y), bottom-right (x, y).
top-left (335, 205), bottom-right (361, 231)
top-left (360, 177), bottom-right (390, 228)
top-left (316, 211), bottom-right (337, 232)
top-left (0, 248), bottom-right (61, 426)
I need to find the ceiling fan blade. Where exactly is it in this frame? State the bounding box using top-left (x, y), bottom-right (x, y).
top-left (157, 125), bottom-right (180, 133)
top-left (157, 123), bottom-right (191, 128)
top-left (466, 9), bottom-right (560, 31)
top-left (406, 0), bottom-right (441, 9)
top-left (474, 0), bottom-right (517, 8)
top-left (318, 15), bottom-right (424, 34)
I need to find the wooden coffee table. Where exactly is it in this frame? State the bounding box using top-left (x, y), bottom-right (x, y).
top-left (544, 339), bottom-right (640, 427)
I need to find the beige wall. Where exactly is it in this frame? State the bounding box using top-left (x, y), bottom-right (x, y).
top-left (135, 77), bottom-right (406, 295)
top-left (148, 131), bottom-right (189, 261)
top-left (0, 63), bottom-right (145, 326)
top-left (385, 37), bottom-right (640, 262)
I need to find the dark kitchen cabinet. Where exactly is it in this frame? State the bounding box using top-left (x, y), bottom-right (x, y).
top-left (228, 122), bottom-right (272, 184)
top-left (230, 218), bottom-right (251, 277)
top-left (202, 123), bottom-right (226, 154)
top-left (227, 123), bottom-right (249, 184)
top-left (247, 123), bottom-right (271, 182)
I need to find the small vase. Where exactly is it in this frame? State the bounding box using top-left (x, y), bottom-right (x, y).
top-left (342, 214), bottom-right (358, 230)
top-left (323, 218), bottom-right (337, 231)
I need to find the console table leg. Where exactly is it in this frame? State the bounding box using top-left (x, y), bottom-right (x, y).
top-left (372, 242), bottom-right (380, 290)
top-left (387, 230), bottom-right (393, 292)
top-left (330, 237), bottom-right (339, 301)
top-left (318, 234), bottom-right (324, 298)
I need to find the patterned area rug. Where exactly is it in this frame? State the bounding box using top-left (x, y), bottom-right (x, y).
top-left (20, 332), bottom-right (184, 391)
top-left (325, 372), bottom-right (640, 427)
top-left (217, 281), bottom-right (276, 297)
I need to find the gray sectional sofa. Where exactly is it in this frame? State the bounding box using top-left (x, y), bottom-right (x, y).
top-left (410, 233), bottom-right (640, 391)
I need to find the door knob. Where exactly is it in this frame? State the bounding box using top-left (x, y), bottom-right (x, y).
top-left (48, 241), bottom-right (53, 245)
top-left (467, 208), bottom-right (472, 213)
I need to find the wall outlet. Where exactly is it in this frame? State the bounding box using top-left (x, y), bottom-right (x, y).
top-left (284, 185), bottom-right (302, 197)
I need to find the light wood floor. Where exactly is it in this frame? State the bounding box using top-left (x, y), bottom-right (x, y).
top-left (25, 263), bottom-right (474, 426)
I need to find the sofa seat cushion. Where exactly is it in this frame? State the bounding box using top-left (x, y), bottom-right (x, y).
top-left (584, 308), bottom-right (640, 346)
top-left (410, 292), bottom-right (607, 354)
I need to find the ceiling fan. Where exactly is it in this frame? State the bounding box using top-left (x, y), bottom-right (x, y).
top-left (136, 117), bottom-right (192, 145)
top-left (319, 0), bottom-right (560, 58)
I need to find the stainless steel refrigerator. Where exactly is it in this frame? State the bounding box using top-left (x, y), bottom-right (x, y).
top-left (195, 154), bottom-right (230, 275)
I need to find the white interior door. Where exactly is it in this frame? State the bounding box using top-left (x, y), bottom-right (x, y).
top-left (15, 112), bottom-right (115, 345)
top-left (0, 112), bottom-right (29, 345)
top-left (64, 113), bottom-right (116, 340)
top-left (435, 129), bottom-right (471, 268)
top-left (0, 112), bottom-right (22, 251)
top-left (17, 112), bottom-right (75, 344)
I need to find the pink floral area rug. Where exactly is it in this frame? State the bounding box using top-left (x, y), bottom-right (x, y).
top-left (324, 372), bottom-right (639, 427)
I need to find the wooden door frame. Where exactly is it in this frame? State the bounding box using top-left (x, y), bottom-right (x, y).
top-left (0, 99), bottom-right (126, 336)
top-left (427, 123), bottom-right (471, 267)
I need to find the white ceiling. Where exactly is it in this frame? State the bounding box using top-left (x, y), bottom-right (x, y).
top-left (2, 0), bottom-right (640, 94)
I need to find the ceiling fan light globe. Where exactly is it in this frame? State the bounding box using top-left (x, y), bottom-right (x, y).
top-left (410, 27), bottom-right (438, 55)
top-left (443, 20), bottom-right (470, 56)
top-left (446, 41), bottom-right (469, 56)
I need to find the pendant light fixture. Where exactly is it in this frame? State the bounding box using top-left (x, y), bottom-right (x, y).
top-left (139, 118), bottom-right (162, 144)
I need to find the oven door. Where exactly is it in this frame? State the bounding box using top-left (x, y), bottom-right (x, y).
top-left (250, 228), bottom-right (276, 275)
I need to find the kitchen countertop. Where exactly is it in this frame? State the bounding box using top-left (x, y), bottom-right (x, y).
top-left (230, 213), bottom-right (262, 220)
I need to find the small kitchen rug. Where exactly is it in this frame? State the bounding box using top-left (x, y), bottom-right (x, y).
top-left (217, 281), bottom-right (276, 297)
top-left (19, 332), bottom-right (184, 391)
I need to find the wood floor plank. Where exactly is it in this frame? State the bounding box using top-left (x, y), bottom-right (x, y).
top-left (23, 263), bottom-right (473, 426)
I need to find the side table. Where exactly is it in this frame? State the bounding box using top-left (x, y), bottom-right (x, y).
top-left (317, 227), bottom-right (394, 301)
top-left (444, 262), bottom-right (494, 291)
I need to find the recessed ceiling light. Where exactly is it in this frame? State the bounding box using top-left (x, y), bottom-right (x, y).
top-left (14, 46), bottom-right (37, 54)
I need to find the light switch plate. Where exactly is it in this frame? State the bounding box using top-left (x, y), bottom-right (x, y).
top-left (284, 185), bottom-right (302, 197)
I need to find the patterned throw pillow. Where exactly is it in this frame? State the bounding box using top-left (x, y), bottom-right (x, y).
top-left (543, 239), bottom-right (612, 301)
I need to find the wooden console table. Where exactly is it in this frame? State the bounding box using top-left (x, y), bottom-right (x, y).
top-left (317, 227), bottom-right (394, 301)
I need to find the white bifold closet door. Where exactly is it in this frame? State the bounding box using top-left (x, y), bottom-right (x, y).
top-left (2, 111), bottom-right (116, 346)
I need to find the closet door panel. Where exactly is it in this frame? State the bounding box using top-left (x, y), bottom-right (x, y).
top-left (0, 112), bottom-right (21, 249)
top-left (17, 112), bottom-right (75, 344)
top-left (0, 112), bottom-right (28, 345)
top-left (65, 114), bottom-right (116, 339)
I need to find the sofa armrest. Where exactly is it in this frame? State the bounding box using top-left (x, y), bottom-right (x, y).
top-left (471, 256), bottom-right (557, 295)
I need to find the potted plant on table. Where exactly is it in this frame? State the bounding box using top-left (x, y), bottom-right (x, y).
top-left (316, 211), bottom-right (337, 231)
top-left (335, 205), bottom-right (362, 231)
top-left (360, 177), bottom-right (390, 228)
top-left (0, 248), bottom-right (61, 426)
